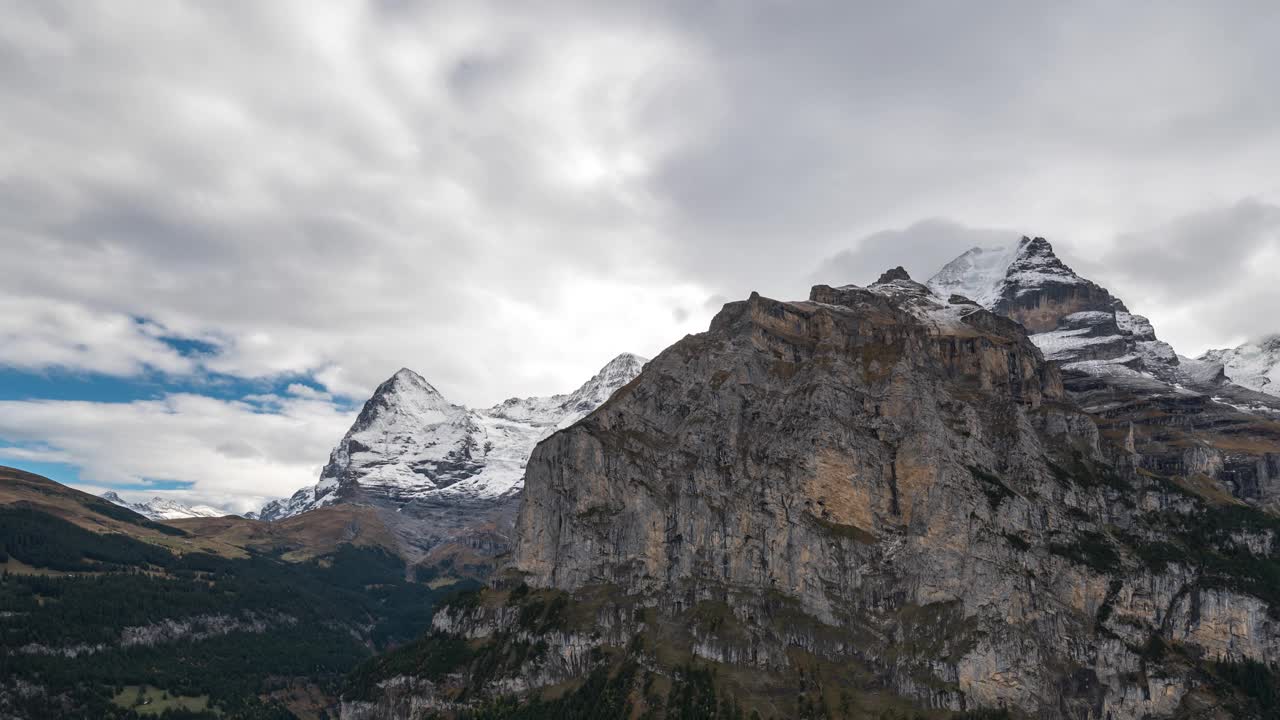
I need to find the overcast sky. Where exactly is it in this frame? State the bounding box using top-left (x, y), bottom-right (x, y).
top-left (2, 1), bottom-right (1278, 512)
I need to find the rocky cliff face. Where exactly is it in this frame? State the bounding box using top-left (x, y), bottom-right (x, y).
top-left (343, 271), bottom-right (1280, 719)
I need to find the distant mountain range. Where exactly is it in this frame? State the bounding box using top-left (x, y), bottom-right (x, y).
top-left (101, 491), bottom-right (228, 521)
top-left (257, 353), bottom-right (646, 522)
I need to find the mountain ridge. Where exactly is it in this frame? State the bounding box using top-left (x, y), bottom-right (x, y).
top-left (258, 353), bottom-right (648, 522)
top-left (101, 491), bottom-right (229, 521)
top-left (1201, 334), bottom-right (1280, 398)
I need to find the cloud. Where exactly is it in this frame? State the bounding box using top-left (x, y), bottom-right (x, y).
top-left (0, 0), bottom-right (721, 406)
top-left (5, 1), bottom-right (1280, 406)
top-left (1088, 200), bottom-right (1280, 353)
top-left (0, 297), bottom-right (195, 377)
top-left (812, 219), bottom-right (1021, 287)
top-left (644, 3), bottom-right (1280, 301)
top-left (4, 1), bottom-right (1280, 509)
top-left (0, 392), bottom-right (355, 513)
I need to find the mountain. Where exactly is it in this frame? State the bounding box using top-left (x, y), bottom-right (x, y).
top-left (0, 466), bottom-right (198, 547)
top-left (929, 236), bottom-right (1178, 376)
top-left (929, 237), bottom-right (1280, 509)
top-left (342, 269), bottom-right (1280, 719)
top-left (255, 354), bottom-right (646, 572)
top-left (1201, 334), bottom-right (1280, 398)
top-left (101, 491), bottom-right (228, 521)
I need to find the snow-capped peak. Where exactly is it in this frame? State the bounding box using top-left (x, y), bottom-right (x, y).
top-left (367, 368), bottom-right (459, 421)
top-left (928, 236), bottom-right (1176, 378)
top-left (1200, 334), bottom-right (1280, 397)
top-left (558, 353), bottom-right (646, 419)
top-left (258, 353), bottom-right (649, 521)
top-left (926, 242), bottom-right (1024, 307)
top-left (927, 236), bottom-right (1093, 310)
top-left (101, 492), bottom-right (227, 521)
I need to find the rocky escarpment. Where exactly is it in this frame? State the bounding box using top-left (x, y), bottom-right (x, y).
top-left (344, 273), bottom-right (1280, 719)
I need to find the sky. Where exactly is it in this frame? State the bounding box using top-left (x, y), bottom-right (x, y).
top-left (2, 1), bottom-right (1279, 513)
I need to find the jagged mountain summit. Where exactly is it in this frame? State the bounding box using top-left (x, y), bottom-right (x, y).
top-left (1201, 334), bottom-right (1280, 398)
top-left (101, 491), bottom-right (227, 521)
top-left (929, 236), bottom-right (1178, 378)
top-left (258, 353), bottom-right (647, 523)
top-left (930, 236), bottom-right (1280, 510)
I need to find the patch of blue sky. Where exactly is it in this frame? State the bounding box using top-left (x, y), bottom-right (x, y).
top-left (0, 319), bottom-right (354, 406)
top-left (0, 451), bottom-right (81, 487)
top-left (0, 365), bottom-right (341, 405)
top-left (0, 321), bottom-right (357, 489)
top-left (105, 478), bottom-right (195, 492)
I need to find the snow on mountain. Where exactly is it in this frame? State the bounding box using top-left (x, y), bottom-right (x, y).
top-left (1200, 335), bottom-right (1280, 398)
top-left (925, 243), bottom-right (1025, 308)
top-left (259, 353), bottom-right (648, 521)
top-left (101, 491), bottom-right (227, 521)
top-left (857, 267), bottom-right (986, 334)
top-left (927, 236), bottom-right (1177, 379)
